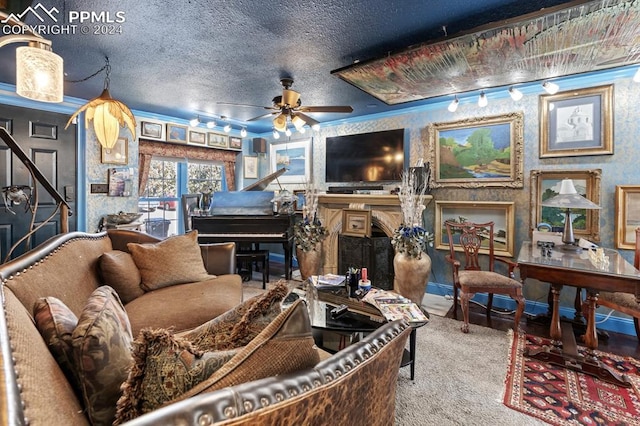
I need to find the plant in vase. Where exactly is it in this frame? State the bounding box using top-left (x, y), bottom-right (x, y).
top-left (391, 168), bottom-right (433, 305)
top-left (294, 182), bottom-right (328, 281)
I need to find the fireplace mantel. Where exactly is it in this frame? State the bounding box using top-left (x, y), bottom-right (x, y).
top-left (317, 193), bottom-right (433, 274)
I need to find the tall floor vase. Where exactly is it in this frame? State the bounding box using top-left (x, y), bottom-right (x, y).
top-left (296, 243), bottom-right (323, 282)
top-left (393, 251), bottom-right (432, 306)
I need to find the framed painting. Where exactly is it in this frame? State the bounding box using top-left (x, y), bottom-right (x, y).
top-left (539, 85), bottom-right (613, 158)
top-left (140, 121), bottom-right (163, 139)
top-left (166, 123), bottom-right (188, 144)
top-left (207, 132), bottom-right (229, 148)
top-left (427, 112), bottom-right (524, 188)
top-left (614, 185), bottom-right (640, 250)
top-left (189, 130), bottom-right (206, 145)
top-left (243, 156), bottom-right (258, 179)
top-left (229, 136), bottom-right (242, 150)
top-left (107, 167), bottom-right (134, 197)
top-left (342, 209), bottom-right (372, 238)
top-left (269, 139), bottom-right (311, 183)
top-left (530, 169), bottom-right (601, 242)
top-left (101, 137), bottom-right (128, 165)
top-left (435, 201), bottom-right (515, 257)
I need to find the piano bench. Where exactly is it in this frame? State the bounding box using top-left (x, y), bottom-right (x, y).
top-left (236, 250), bottom-right (269, 289)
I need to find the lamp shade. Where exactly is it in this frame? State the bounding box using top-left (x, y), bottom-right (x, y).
top-left (16, 45), bottom-right (63, 103)
top-left (541, 179), bottom-right (601, 210)
top-left (273, 114), bottom-right (287, 132)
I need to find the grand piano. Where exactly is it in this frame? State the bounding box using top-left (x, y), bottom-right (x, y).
top-left (190, 168), bottom-right (296, 279)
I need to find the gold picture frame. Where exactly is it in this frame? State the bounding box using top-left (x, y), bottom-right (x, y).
top-left (435, 200), bottom-right (515, 257)
top-left (427, 112), bottom-right (524, 188)
top-left (342, 209), bottom-right (371, 238)
top-left (539, 84), bottom-right (614, 158)
top-left (101, 137), bottom-right (128, 165)
top-left (530, 169), bottom-right (602, 242)
top-left (166, 123), bottom-right (188, 144)
top-left (614, 185), bottom-right (640, 249)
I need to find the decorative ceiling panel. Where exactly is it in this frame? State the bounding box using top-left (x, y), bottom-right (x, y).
top-left (332, 0), bottom-right (640, 105)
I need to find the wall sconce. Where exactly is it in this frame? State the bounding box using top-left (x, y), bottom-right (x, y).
top-left (541, 178), bottom-right (601, 250)
top-left (447, 96), bottom-right (459, 112)
top-left (478, 91), bottom-right (488, 107)
top-left (508, 87), bottom-right (523, 101)
top-left (65, 57), bottom-right (136, 150)
top-left (0, 12), bottom-right (64, 103)
top-left (542, 81), bottom-right (560, 94)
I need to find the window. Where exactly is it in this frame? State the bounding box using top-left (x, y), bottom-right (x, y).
top-left (139, 158), bottom-right (225, 237)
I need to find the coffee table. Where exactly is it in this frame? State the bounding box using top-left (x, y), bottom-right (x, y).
top-left (292, 286), bottom-right (427, 380)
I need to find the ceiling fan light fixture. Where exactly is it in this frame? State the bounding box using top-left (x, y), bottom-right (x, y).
top-left (285, 128), bottom-right (292, 137)
top-left (311, 123), bottom-right (320, 131)
top-left (509, 87), bottom-right (523, 101)
top-left (447, 96), bottom-right (459, 112)
top-left (282, 89), bottom-right (301, 107)
top-left (298, 126), bottom-right (306, 134)
top-left (291, 114), bottom-right (305, 130)
top-left (273, 113), bottom-right (287, 132)
top-left (542, 81), bottom-right (559, 94)
top-left (272, 128), bottom-right (280, 139)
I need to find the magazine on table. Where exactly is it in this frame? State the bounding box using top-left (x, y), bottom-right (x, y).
top-left (362, 289), bottom-right (429, 325)
top-left (311, 274), bottom-right (346, 289)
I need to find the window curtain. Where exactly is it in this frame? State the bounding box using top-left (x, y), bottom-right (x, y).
top-left (138, 139), bottom-right (238, 195)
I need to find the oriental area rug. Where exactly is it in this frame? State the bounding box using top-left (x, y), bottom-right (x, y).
top-left (504, 333), bottom-right (640, 425)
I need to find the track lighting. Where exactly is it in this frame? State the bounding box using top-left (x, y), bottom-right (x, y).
top-left (206, 120), bottom-right (216, 129)
top-left (447, 96), bottom-right (459, 112)
top-left (509, 87), bottom-right (523, 101)
top-left (633, 68), bottom-right (640, 83)
top-left (285, 128), bottom-right (292, 137)
top-left (478, 91), bottom-right (487, 107)
top-left (240, 127), bottom-right (247, 137)
top-left (542, 81), bottom-right (559, 94)
top-left (272, 128), bottom-right (280, 139)
top-left (223, 123), bottom-right (231, 133)
top-left (189, 116), bottom-right (200, 127)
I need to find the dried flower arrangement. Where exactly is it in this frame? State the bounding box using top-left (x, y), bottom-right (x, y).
top-left (294, 181), bottom-right (328, 252)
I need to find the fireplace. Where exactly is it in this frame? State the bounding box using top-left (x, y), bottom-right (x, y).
top-left (317, 194), bottom-right (433, 275)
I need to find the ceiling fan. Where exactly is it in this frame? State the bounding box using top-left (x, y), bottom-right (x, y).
top-left (219, 78), bottom-right (353, 131)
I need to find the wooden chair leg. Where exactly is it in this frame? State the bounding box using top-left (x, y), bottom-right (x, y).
top-left (460, 290), bottom-right (472, 333)
top-left (453, 285), bottom-right (459, 320)
top-left (513, 293), bottom-right (525, 332)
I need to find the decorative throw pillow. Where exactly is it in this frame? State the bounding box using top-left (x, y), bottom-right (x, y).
top-left (33, 297), bottom-right (80, 390)
top-left (114, 299), bottom-right (319, 423)
top-left (98, 250), bottom-right (144, 303)
top-left (127, 231), bottom-right (211, 291)
top-left (72, 286), bottom-right (133, 426)
top-left (113, 329), bottom-right (241, 424)
top-left (182, 279), bottom-right (290, 351)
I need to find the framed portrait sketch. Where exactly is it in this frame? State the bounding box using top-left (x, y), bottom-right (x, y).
top-left (269, 139), bottom-right (311, 183)
top-left (615, 185), bottom-right (640, 249)
top-left (101, 137), bottom-right (128, 165)
top-left (243, 156), bottom-right (258, 179)
top-left (342, 209), bottom-right (372, 238)
top-left (539, 85), bottom-right (613, 158)
top-left (530, 169), bottom-right (602, 242)
top-left (427, 112), bottom-right (524, 188)
top-left (140, 121), bottom-right (163, 139)
top-left (435, 201), bottom-right (515, 257)
top-left (166, 124), bottom-right (188, 144)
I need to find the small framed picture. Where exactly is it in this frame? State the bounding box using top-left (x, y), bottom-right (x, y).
top-left (140, 121), bottom-right (163, 139)
top-left (208, 132), bottom-right (229, 148)
top-left (101, 137), bottom-right (128, 165)
top-left (189, 130), bottom-right (206, 145)
top-left (615, 185), bottom-right (640, 249)
top-left (166, 123), bottom-right (188, 144)
top-left (243, 156), bottom-right (258, 179)
top-left (539, 84), bottom-right (613, 158)
top-left (342, 209), bottom-right (371, 238)
top-left (229, 136), bottom-right (242, 150)
top-left (107, 167), bottom-right (134, 197)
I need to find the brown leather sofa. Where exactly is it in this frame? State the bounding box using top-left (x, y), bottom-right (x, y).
top-left (0, 230), bottom-right (411, 425)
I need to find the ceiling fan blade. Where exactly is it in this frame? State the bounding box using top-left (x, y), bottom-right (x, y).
top-left (299, 106), bottom-right (353, 113)
top-left (247, 111), bottom-right (279, 121)
top-left (294, 112), bottom-right (320, 127)
top-left (216, 101), bottom-right (273, 110)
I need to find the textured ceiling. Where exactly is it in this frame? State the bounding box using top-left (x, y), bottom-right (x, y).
top-left (0, 0), bottom-right (586, 133)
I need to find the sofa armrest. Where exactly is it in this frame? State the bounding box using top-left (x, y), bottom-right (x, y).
top-left (200, 242), bottom-right (236, 275)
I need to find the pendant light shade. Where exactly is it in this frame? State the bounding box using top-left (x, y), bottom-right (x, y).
top-left (273, 113), bottom-right (287, 132)
top-left (16, 45), bottom-right (64, 103)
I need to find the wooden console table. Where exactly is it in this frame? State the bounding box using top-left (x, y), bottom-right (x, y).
top-left (517, 241), bottom-right (640, 387)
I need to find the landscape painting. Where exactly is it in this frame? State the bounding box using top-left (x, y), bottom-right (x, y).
top-left (428, 112), bottom-right (524, 188)
top-left (269, 139), bottom-right (311, 183)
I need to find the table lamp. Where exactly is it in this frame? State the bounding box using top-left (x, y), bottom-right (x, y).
top-left (540, 178), bottom-right (601, 251)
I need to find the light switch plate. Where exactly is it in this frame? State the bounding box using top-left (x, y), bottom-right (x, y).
top-left (90, 184), bottom-right (108, 194)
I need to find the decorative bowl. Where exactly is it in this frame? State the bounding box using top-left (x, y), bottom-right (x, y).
top-left (105, 212), bottom-right (142, 225)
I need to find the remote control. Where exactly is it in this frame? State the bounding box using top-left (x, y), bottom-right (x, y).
top-left (330, 304), bottom-right (349, 319)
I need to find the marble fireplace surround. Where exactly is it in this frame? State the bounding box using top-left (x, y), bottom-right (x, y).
top-left (317, 194), bottom-right (433, 274)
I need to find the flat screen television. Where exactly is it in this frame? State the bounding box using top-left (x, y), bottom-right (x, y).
top-left (325, 129), bottom-right (406, 183)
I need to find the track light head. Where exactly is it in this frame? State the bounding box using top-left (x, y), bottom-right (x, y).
top-left (478, 91), bottom-right (488, 107)
top-left (447, 96), bottom-right (459, 112)
top-left (542, 81), bottom-right (559, 94)
top-left (240, 127), bottom-right (247, 137)
top-left (189, 116), bottom-right (200, 127)
top-left (509, 87), bottom-right (523, 101)
top-left (206, 120), bottom-right (215, 129)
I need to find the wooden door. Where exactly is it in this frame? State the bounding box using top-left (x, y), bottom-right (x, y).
top-left (0, 104), bottom-right (77, 261)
